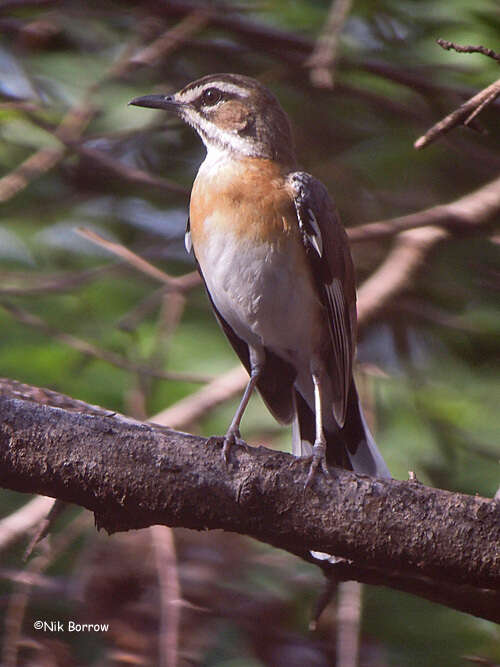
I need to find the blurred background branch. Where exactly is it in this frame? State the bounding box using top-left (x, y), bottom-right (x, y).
top-left (306, 0), bottom-right (353, 88)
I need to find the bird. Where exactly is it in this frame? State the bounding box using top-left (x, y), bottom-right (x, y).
top-left (130, 73), bottom-right (390, 484)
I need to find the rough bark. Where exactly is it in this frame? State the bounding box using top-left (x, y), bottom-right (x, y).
top-left (0, 378), bottom-right (498, 622)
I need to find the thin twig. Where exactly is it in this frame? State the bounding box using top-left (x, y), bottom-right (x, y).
top-left (152, 365), bottom-right (248, 429)
top-left (0, 101), bottom-right (41, 112)
top-left (70, 143), bottom-right (189, 196)
top-left (0, 105), bottom-right (94, 202)
top-left (348, 172), bottom-right (500, 242)
top-left (0, 301), bottom-right (212, 384)
top-left (128, 9), bottom-right (212, 68)
top-left (436, 39), bottom-right (500, 64)
top-left (415, 78), bottom-right (500, 149)
top-left (75, 227), bottom-right (176, 285)
top-left (306, 0), bottom-right (353, 88)
top-left (23, 108), bottom-right (189, 196)
top-left (76, 227), bottom-right (200, 292)
top-left (463, 90), bottom-right (499, 125)
top-left (152, 526), bottom-right (181, 667)
top-left (0, 265), bottom-right (114, 296)
top-left (23, 499), bottom-right (67, 561)
top-left (118, 288), bottom-right (167, 332)
top-left (336, 581), bottom-right (362, 667)
top-left (388, 297), bottom-right (482, 335)
top-left (155, 291), bottom-right (187, 353)
top-left (357, 226), bottom-right (448, 327)
top-left (0, 496), bottom-right (55, 552)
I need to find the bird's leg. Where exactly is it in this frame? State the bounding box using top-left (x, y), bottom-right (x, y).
top-left (305, 370), bottom-right (331, 487)
top-left (222, 347), bottom-right (263, 463)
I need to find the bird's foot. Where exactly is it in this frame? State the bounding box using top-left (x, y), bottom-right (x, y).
top-left (207, 429), bottom-right (245, 464)
top-left (293, 441), bottom-right (331, 489)
top-left (305, 450), bottom-right (331, 488)
top-left (221, 427), bottom-right (244, 465)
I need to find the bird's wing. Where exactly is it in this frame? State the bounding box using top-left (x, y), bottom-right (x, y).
top-left (288, 171), bottom-right (357, 428)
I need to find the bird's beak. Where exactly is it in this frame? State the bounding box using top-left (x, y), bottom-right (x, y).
top-left (128, 94), bottom-right (185, 112)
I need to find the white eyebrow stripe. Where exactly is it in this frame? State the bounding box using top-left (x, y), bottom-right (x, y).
top-left (178, 81), bottom-right (251, 103)
top-left (213, 82), bottom-right (251, 97)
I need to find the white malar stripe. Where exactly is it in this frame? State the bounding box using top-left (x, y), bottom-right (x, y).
top-left (184, 109), bottom-right (262, 158)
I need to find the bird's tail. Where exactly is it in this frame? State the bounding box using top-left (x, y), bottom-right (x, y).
top-left (292, 381), bottom-right (391, 479)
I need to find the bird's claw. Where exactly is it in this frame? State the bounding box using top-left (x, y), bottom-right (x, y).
top-left (221, 428), bottom-right (242, 464)
top-left (292, 444), bottom-right (331, 489)
top-left (305, 452), bottom-right (331, 489)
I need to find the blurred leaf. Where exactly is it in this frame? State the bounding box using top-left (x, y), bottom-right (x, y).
top-left (0, 229), bottom-right (35, 264)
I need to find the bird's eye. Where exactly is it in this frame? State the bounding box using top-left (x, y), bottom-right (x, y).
top-left (201, 88), bottom-right (222, 106)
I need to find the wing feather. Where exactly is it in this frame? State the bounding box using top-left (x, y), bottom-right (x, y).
top-left (288, 172), bottom-right (356, 427)
top-left (185, 217), bottom-right (193, 253)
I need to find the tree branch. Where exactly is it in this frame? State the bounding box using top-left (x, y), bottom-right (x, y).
top-left (306, 0), bottom-right (353, 88)
top-left (0, 302), bottom-right (211, 384)
top-left (353, 175), bottom-right (500, 326)
top-left (0, 378), bottom-right (498, 622)
top-left (347, 173), bottom-right (500, 243)
top-left (357, 226), bottom-right (447, 326)
top-left (415, 78), bottom-right (500, 150)
top-left (436, 39), bottom-right (500, 64)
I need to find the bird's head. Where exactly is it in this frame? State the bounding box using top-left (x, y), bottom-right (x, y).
top-left (130, 73), bottom-right (296, 167)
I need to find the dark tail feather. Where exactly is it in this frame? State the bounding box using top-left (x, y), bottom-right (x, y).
top-left (293, 382), bottom-right (390, 478)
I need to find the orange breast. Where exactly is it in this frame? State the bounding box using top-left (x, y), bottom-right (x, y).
top-left (189, 157), bottom-right (299, 248)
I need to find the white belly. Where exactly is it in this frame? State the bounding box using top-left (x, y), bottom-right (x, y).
top-left (194, 219), bottom-right (320, 358)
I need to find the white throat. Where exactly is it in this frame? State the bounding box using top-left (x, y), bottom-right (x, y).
top-left (199, 143), bottom-right (234, 172)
